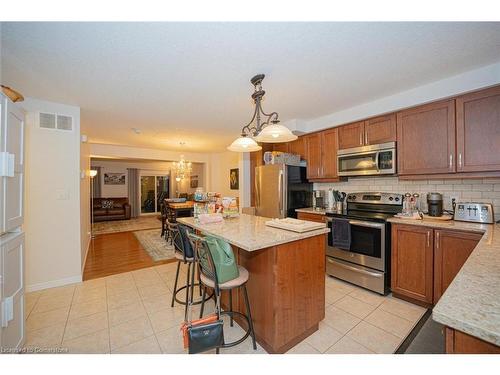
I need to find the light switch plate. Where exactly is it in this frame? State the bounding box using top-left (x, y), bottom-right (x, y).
top-left (55, 189), bottom-right (70, 200)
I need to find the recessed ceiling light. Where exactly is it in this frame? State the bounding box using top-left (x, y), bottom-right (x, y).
top-left (131, 128), bottom-right (141, 134)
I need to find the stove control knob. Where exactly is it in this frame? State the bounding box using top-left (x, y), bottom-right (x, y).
top-left (389, 196), bottom-right (393, 201)
top-left (394, 197), bottom-right (400, 202)
top-left (351, 195), bottom-right (356, 200)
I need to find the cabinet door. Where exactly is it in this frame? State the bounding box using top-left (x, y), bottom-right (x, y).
top-left (297, 212), bottom-right (325, 223)
top-left (321, 128), bottom-right (338, 178)
top-left (288, 137), bottom-right (306, 160)
top-left (273, 143), bottom-right (288, 153)
top-left (433, 230), bottom-right (481, 304)
top-left (338, 121), bottom-right (364, 150)
top-left (365, 114), bottom-right (396, 145)
top-left (397, 100), bottom-right (455, 175)
top-left (391, 224), bottom-right (434, 303)
top-left (3, 100), bottom-right (25, 231)
top-left (456, 86), bottom-right (500, 172)
top-left (305, 133), bottom-right (322, 179)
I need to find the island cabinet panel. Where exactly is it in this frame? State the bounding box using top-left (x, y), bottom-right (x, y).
top-left (433, 230), bottom-right (481, 304)
top-left (445, 327), bottom-right (500, 354)
top-left (288, 137), bottom-right (306, 160)
top-left (397, 100), bottom-right (456, 175)
top-left (232, 234), bottom-right (326, 353)
top-left (338, 121), bottom-right (365, 150)
top-left (305, 133), bottom-right (322, 179)
top-left (456, 85), bottom-right (500, 172)
top-left (365, 114), bottom-right (396, 145)
top-left (391, 224), bottom-right (434, 304)
top-left (297, 212), bottom-right (326, 223)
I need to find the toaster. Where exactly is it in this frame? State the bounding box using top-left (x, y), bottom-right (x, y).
top-left (453, 202), bottom-right (494, 224)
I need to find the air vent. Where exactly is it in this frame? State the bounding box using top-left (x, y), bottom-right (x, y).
top-left (38, 112), bottom-right (73, 131)
top-left (39, 113), bottom-right (56, 129)
top-left (57, 115), bottom-right (73, 131)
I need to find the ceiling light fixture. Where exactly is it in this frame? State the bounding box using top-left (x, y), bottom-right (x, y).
top-left (173, 154), bottom-right (192, 182)
top-left (228, 74), bottom-right (297, 153)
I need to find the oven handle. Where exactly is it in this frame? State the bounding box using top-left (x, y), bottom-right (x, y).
top-left (327, 258), bottom-right (383, 278)
top-left (348, 220), bottom-right (384, 229)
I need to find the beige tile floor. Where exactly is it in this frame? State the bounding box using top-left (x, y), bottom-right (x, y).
top-left (24, 263), bottom-right (427, 354)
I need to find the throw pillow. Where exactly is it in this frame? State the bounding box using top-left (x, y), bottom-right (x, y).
top-left (101, 200), bottom-right (114, 209)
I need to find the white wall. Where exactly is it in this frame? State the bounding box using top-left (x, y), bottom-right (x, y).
top-left (23, 98), bottom-right (83, 291)
top-left (208, 151), bottom-right (240, 198)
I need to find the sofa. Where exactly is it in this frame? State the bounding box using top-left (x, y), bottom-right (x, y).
top-left (92, 197), bottom-right (131, 222)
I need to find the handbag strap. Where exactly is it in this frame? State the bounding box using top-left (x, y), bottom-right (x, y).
top-left (184, 234), bottom-right (221, 325)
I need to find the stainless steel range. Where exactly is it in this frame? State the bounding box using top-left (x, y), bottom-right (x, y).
top-left (325, 192), bottom-right (403, 295)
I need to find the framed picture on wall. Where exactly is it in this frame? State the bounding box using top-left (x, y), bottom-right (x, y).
top-left (104, 172), bottom-right (126, 185)
top-left (230, 168), bottom-right (239, 190)
top-left (190, 175), bottom-right (199, 189)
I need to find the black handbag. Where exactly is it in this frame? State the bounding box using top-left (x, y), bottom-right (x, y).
top-left (186, 319), bottom-right (224, 354)
top-left (181, 280), bottom-right (224, 354)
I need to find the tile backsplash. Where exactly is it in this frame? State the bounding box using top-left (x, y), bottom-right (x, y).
top-left (314, 177), bottom-right (500, 220)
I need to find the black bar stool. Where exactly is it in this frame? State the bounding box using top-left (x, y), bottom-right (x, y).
top-left (187, 232), bottom-right (257, 351)
top-left (170, 224), bottom-right (212, 316)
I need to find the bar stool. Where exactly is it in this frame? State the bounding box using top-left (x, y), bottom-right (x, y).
top-left (170, 224), bottom-right (212, 316)
top-left (187, 232), bottom-right (257, 351)
top-left (165, 205), bottom-right (177, 245)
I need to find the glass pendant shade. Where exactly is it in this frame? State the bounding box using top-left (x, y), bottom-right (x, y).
top-left (254, 123), bottom-right (298, 143)
top-left (227, 136), bottom-right (262, 152)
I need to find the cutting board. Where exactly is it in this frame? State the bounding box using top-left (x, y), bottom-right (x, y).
top-left (422, 214), bottom-right (453, 221)
top-left (265, 218), bottom-right (325, 232)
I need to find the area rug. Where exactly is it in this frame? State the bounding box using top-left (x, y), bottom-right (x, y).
top-left (133, 229), bottom-right (175, 261)
top-left (93, 216), bottom-right (162, 236)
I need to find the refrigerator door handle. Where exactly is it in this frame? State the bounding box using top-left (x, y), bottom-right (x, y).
top-left (278, 169), bottom-right (283, 217)
top-left (255, 168), bottom-right (260, 209)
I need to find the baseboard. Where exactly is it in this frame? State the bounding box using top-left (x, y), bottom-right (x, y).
top-left (26, 275), bottom-right (83, 293)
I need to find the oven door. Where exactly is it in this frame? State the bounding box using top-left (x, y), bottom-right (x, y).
top-left (327, 218), bottom-right (386, 272)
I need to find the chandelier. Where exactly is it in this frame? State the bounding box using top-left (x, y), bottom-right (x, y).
top-left (173, 155), bottom-right (192, 182)
top-left (227, 74), bottom-right (297, 152)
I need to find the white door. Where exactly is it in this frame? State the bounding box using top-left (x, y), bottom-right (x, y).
top-left (0, 232), bottom-right (25, 350)
top-left (2, 97), bottom-right (25, 232)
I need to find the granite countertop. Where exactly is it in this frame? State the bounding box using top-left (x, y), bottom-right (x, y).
top-left (295, 207), bottom-right (328, 215)
top-left (388, 217), bottom-right (500, 346)
top-left (177, 214), bottom-right (330, 252)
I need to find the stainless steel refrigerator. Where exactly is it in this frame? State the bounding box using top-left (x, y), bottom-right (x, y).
top-left (255, 164), bottom-right (312, 219)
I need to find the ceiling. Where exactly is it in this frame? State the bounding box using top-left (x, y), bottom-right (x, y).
top-left (2, 22), bottom-right (500, 152)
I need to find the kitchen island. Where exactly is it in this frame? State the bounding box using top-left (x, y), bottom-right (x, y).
top-left (177, 214), bottom-right (329, 353)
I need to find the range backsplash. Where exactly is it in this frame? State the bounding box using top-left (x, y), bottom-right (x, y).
top-left (314, 177), bottom-right (500, 220)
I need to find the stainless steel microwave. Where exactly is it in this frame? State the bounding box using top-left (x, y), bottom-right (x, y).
top-left (337, 142), bottom-right (396, 177)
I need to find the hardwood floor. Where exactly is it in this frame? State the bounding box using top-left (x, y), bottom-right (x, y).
top-left (83, 231), bottom-right (174, 281)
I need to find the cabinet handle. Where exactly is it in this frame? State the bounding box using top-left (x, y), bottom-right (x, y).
top-left (365, 132), bottom-right (368, 145)
top-left (427, 231), bottom-right (430, 248)
top-left (359, 132), bottom-right (363, 146)
top-left (458, 153), bottom-right (462, 169)
top-left (317, 167), bottom-right (320, 176)
top-left (436, 231), bottom-right (440, 249)
top-left (449, 154), bottom-right (453, 169)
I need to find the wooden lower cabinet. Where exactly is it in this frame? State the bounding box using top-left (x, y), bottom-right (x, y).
top-left (392, 224), bottom-right (483, 306)
top-left (433, 229), bottom-right (482, 304)
top-left (391, 224), bottom-right (434, 304)
top-left (445, 327), bottom-right (500, 354)
top-left (297, 212), bottom-right (326, 223)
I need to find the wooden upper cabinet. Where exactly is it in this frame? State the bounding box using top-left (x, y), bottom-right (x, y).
top-left (365, 114), bottom-right (396, 145)
top-left (391, 224), bottom-right (434, 304)
top-left (433, 230), bottom-right (481, 304)
top-left (288, 136), bottom-right (306, 160)
top-left (338, 121), bottom-right (365, 150)
top-left (305, 133), bottom-right (322, 179)
top-left (456, 85), bottom-right (500, 172)
top-left (397, 100), bottom-right (456, 175)
top-left (321, 129), bottom-right (338, 178)
top-left (272, 142), bottom-right (288, 153)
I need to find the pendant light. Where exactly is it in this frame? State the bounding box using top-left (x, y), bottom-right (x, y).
top-left (228, 74), bottom-right (297, 152)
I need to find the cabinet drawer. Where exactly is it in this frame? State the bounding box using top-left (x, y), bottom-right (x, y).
top-left (1, 293), bottom-right (24, 350)
top-left (297, 212), bottom-right (326, 223)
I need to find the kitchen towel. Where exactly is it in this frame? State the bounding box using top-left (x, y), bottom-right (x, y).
top-left (331, 217), bottom-right (351, 250)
